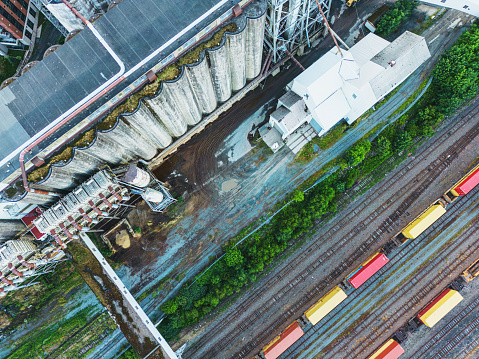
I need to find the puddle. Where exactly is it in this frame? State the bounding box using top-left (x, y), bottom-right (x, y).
top-left (221, 179), bottom-right (238, 192)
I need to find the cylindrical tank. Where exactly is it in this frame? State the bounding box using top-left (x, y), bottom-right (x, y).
top-left (245, 14), bottom-right (266, 80)
top-left (121, 165), bottom-right (151, 188)
top-left (227, 29), bottom-right (247, 91)
top-left (121, 104), bottom-right (172, 149)
top-left (145, 91), bottom-right (188, 138)
top-left (83, 131), bottom-right (135, 164)
top-left (53, 149), bottom-right (105, 177)
top-left (162, 74), bottom-right (202, 126)
top-left (207, 43), bottom-right (232, 102)
top-left (32, 166), bottom-right (80, 191)
top-left (142, 188), bottom-right (164, 203)
top-left (100, 119), bottom-right (158, 160)
top-left (186, 54), bottom-right (217, 114)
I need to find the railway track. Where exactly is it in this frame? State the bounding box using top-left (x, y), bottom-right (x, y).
top-left (185, 84), bottom-right (479, 358)
top-left (313, 185), bottom-right (479, 359)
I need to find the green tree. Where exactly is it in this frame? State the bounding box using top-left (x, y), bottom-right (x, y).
top-left (225, 247), bottom-right (244, 268)
top-left (160, 299), bottom-right (178, 315)
top-left (345, 140), bottom-right (371, 167)
top-left (393, 130), bottom-right (412, 151)
top-left (373, 136), bottom-right (391, 159)
top-left (291, 190), bottom-right (304, 202)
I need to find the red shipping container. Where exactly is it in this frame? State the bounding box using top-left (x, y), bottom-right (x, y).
top-left (369, 339), bottom-right (404, 359)
top-left (348, 253), bottom-right (389, 288)
top-left (263, 321), bottom-right (304, 359)
top-left (453, 167), bottom-right (479, 195)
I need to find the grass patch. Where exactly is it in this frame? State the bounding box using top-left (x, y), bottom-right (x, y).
top-left (388, 78), bottom-right (429, 119)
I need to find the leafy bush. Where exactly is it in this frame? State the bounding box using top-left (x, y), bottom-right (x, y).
top-left (375, 0), bottom-right (418, 37)
top-left (431, 24), bottom-right (479, 115)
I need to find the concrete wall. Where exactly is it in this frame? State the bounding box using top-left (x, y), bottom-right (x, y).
top-left (12, 2), bottom-right (267, 199)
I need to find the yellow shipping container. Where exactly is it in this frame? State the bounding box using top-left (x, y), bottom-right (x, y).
top-left (402, 204), bottom-right (446, 239)
top-left (304, 286), bottom-right (347, 325)
top-left (419, 290), bottom-right (463, 328)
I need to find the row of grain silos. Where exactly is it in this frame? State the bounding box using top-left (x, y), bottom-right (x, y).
top-left (16, 0), bottom-right (266, 203)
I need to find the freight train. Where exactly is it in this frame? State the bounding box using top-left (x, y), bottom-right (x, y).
top-left (253, 162), bottom-right (479, 359)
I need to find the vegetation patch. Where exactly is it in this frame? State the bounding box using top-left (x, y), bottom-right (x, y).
top-left (0, 55), bottom-right (20, 84)
top-left (375, 0), bottom-right (418, 37)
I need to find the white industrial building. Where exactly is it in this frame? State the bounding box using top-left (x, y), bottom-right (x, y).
top-left (261, 31), bottom-right (431, 153)
top-left (422, 0), bottom-right (479, 17)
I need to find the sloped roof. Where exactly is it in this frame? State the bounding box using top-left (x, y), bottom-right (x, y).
top-left (371, 31), bottom-right (425, 68)
top-left (348, 33), bottom-right (389, 66)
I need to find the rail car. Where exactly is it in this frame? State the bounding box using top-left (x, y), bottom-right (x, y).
top-left (393, 201), bottom-right (446, 245)
top-left (417, 288), bottom-right (463, 328)
top-left (254, 162), bottom-right (479, 359)
top-left (259, 321), bottom-right (304, 359)
top-left (367, 338), bottom-right (404, 359)
top-left (302, 286), bottom-right (347, 325)
top-left (443, 162), bottom-right (479, 203)
top-left (345, 252), bottom-right (389, 289)
top-left (461, 257), bottom-right (479, 282)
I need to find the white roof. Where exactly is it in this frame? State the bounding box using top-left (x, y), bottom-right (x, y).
top-left (348, 33), bottom-right (390, 66)
top-left (370, 33), bottom-right (431, 99)
top-left (313, 89), bottom-right (351, 132)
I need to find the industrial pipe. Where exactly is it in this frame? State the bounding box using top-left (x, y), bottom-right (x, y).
top-left (78, 208), bottom-right (98, 224)
top-left (315, 0), bottom-right (343, 57)
top-left (58, 223), bottom-right (77, 239)
top-left (108, 186), bottom-right (123, 201)
top-left (8, 263), bottom-right (23, 277)
top-left (0, 272), bottom-right (13, 285)
top-left (17, 255), bottom-right (35, 268)
top-left (50, 230), bottom-right (67, 248)
top-left (88, 200), bottom-right (108, 216)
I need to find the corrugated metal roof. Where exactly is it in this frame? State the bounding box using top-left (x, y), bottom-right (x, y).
top-left (263, 321), bottom-right (304, 359)
top-left (348, 252), bottom-right (389, 288)
top-left (270, 106), bottom-right (290, 122)
top-left (369, 339), bottom-right (405, 359)
top-left (453, 164), bottom-right (479, 196)
top-left (278, 91), bottom-right (302, 109)
top-left (304, 286), bottom-right (347, 325)
top-left (418, 289), bottom-right (463, 327)
top-left (349, 33), bottom-right (389, 67)
top-left (372, 31), bottom-right (424, 67)
top-left (402, 204), bottom-right (446, 239)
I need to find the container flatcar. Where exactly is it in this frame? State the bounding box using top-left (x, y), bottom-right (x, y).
top-left (347, 252), bottom-right (389, 289)
top-left (444, 163), bottom-right (479, 202)
top-left (461, 257), bottom-right (479, 282)
top-left (262, 321), bottom-right (304, 359)
top-left (401, 203), bottom-right (445, 239)
top-left (303, 286), bottom-right (347, 325)
top-left (417, 288), bottom-right (463, 327)
top-left (368, 339), bottom-right (405, 359)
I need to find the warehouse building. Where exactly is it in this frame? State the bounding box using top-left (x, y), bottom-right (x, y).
top-left (261, 31), bottom-right (431, 153)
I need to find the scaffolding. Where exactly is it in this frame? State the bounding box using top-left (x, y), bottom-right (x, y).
top-left (265, 0), bottom-right (332, 62)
